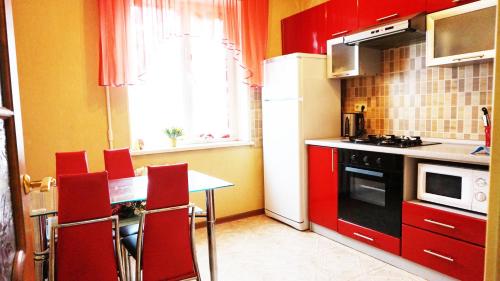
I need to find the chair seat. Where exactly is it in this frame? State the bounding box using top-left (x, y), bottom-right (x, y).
top-left (119, 206), bottom-right (205, 238)
top-left (119, 224), bottom-right (139, 238)
top-left (121, 234), bottom-right (138, 258)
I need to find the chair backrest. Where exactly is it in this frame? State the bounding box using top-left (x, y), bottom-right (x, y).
top-left (141, 163), bottom-right (197, 280)
top-left (56, 171), bottom-right (118, 281)
top-left (103, 148), bottom-right (135, 180)
top-left (55, 151), bottom-right (89, 182)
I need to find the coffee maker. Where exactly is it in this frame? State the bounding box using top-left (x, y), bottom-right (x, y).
top-left (342, 106), bottom-right (366, 138)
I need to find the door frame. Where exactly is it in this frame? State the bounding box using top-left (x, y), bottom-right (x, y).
top-left (0, 0), bottom-right (34, 280)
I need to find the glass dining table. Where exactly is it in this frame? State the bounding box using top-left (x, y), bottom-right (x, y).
top-left (31, 170), bottom-right (234, 281)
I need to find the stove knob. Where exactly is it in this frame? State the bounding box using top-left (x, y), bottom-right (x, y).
top-left (475, 192), bottom-right (487, 202)
top-left (376, 157), bottom-right (383, 166)
top-left (351, 154), bottom-right (358, 162)
top-left (363, 156), bottom-right (370, 164)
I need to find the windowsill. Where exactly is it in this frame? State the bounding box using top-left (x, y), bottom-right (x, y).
top-left (130, 140), bottom-right (254, 156)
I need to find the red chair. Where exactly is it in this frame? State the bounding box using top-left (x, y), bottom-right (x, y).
top-left (121, 163), bottom-right (200, 281)
top-left (55, 150), bottom-right (89, 181)
top-left (49, 171), bottom-right (125, 281)
top-left (103, 148), bottom-right (135, 180)
top-left (104, 147), bottom-right (141, 234)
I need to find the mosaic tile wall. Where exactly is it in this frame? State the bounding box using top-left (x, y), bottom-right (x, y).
top-left (342, 42), bottom-right (494, 141)
top-left (250, 87), bottom-right (263, 147)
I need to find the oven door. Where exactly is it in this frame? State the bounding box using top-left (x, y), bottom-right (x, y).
top-left (417, 164), bottom-right (473, 211)
top-left (339, 165), bottom-right (403, 237)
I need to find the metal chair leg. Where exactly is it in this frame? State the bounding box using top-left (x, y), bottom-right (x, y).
top-left (128, 253), bottom-right (133, 281)
top-left (120, 245), bottom-right (129, 280)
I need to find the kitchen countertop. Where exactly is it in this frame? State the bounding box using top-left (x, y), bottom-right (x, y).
top-left (305, 138), bottom-right (490, 165)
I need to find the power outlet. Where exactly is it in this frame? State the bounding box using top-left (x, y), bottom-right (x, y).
top-left (354, 103), bottom-right (367, 112)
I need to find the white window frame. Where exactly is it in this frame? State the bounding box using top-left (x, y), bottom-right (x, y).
top-left (127, 40), bottom-right (251, 153)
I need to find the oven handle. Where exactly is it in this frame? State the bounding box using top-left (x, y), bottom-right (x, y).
top-left (345, 167), bottom-right (384, 178)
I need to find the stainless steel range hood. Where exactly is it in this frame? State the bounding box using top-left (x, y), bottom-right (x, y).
top-left (344, 13), bottom-right (426, 49)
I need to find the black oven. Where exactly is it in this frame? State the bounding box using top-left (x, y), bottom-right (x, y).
top-left (338, 149), bottom-right (404, 237)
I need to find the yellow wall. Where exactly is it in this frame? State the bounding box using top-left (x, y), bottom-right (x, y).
top-left (267, 0), bottom-right (329, 58)
top-left (12, 0), bottom-right (263, 218)
top-left (484, 5), bottom-right (500, 280)
top-left (11, 0), bottom-right (325, 219)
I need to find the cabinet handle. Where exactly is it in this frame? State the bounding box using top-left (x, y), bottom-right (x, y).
top-left (376, 13), bottom-right (399, 22)
top-left (332, 30), bottom-right (350, 37)
top-left (424, 249), bottom-right (454, 262)
top-left (452, 55), bottom-right (484, 62)
top-left (331, 149), bottom-right (335, 172)
top-left (332, 73), bottom-right (352, 78)
top-left (424, 219), bottom-right (456, 229)
top-left (353, 232), bottom-right (374, 241)
top-left (451, 0), bottom-right (461, 2)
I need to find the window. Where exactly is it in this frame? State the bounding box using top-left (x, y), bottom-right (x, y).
top-left (128, 16), bottom-right (249, 150)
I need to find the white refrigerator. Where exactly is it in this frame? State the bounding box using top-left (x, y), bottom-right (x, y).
top-left (262, 53), bottom-right (341, 230)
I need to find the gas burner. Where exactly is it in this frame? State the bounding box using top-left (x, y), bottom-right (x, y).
top-left (345, 135), bottom-right (437, 148)
top-left (353, 138), bottom-right (370, 144)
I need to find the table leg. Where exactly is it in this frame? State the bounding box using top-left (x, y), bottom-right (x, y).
top-left (205, 189), bottom-right (217, 281)
top-left (37, 214), bottom-right (48, 281)
top-left (37, 214), bottom-right (46, 249)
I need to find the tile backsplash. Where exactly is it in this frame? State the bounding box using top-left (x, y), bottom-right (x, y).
top-left (342, 42), bottom-right (494, 141)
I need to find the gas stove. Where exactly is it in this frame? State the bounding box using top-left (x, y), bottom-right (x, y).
top-left (344, 135), bottom-right (441, 148)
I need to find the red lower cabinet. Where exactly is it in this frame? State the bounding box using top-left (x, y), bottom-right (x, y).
top-left (403, 202), bottom-right (486, 246)
top-left (308, 146), bottom-right (338, 231)
top-left (338, 219), bottom-right (400, 255)
top-left (402, 225), bottom-right (485, 281)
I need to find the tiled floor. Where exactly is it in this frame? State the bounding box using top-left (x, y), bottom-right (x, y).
top-left (195, 215), bottom-right (426, 281)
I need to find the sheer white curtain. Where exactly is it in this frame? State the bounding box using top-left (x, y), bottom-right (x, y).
top-left (127, 15), bottom-right (247, 149)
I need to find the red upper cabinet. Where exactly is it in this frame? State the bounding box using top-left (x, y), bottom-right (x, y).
top-left (308, 146), bottom-right (338, 231)
top-left (281, 14), bottom-right (303, 55)
top-left (326, 0), bottom-right (359, 38)
top-left (302, 3), bottom-right (328, 54)
top-left (426, 0), bottom-right (479, 13)
top-left (281, 3), bottom-right (328, 55)
top-left (358, 0), bottom-right (426, 30)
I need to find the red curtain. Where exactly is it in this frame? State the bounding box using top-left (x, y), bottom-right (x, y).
top-left (98, 0), bottom-right (268, 88)
top-left (242, 0), bottom-right (269, 88)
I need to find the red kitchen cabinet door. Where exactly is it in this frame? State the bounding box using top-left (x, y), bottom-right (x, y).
top-left (302, 3), bottom-right (328, 54)
top-left (426, 0), bottom-right (479, 13)
top-left (281, 3), bottom-right (328, 55)
top-left (308, 146), bottom-right (338, 231)
top-left (358, 0), bottom-right (426, 30)
top-left (338, 219), bottom-right (401, 255)
top-left (402, 225), bottom-right (485, 281)
top-left (326, 0), bottom-right (359, 38)
top-left (281, 13), bottom-right (303, 55)
top-left (402, 202), bottom-right (486, 246)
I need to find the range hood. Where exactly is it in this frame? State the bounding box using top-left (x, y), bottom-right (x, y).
top-left (344, 13), bottom-right (426, 49)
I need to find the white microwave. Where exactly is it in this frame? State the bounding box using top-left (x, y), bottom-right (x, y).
top-left (417, 164), bottom-right (489, 214)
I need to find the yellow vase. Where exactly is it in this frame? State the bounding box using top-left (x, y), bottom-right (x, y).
top-left (170, 138), bottom-right (177, 147)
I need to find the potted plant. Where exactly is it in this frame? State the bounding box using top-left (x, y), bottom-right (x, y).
top-left (164, 127), bottom-right (183, 147)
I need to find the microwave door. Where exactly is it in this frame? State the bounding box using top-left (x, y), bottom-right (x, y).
top-left (418, 165), bottom-right (474, 210)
